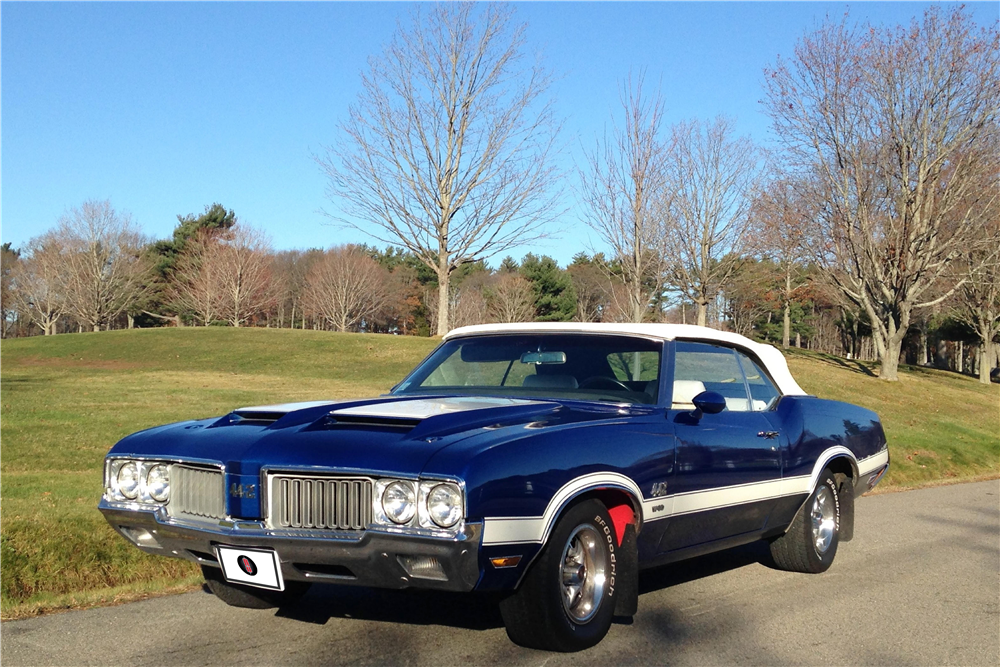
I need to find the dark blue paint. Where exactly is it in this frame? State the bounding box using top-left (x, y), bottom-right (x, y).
top-left (105, 336), bottom-right (888, 590)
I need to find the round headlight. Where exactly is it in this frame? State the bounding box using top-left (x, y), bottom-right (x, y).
top-left (117, 462), bottom-right (140, 499)
top-left (146, 464), bottom-right (170, 502)
top-left (382, 481), bottom-right (416, 524)
top-left (426, 484), bottom-right (463, 528)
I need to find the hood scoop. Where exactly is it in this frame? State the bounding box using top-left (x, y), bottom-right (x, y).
top-left (327, 413), bottom-right (421, 430)
top-left (225, 400), bottom-right (343, 426)
top-left (231, 410), bottom-right (287, 424)
top-left (326, 396), bottom-right (552, 436)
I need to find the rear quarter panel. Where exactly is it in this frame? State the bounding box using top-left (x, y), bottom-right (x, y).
top-left (778, 396), bottom-right (887, 480)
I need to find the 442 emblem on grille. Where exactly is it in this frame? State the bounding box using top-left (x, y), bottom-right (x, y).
top-left (229, 483), bottom-right (256, 499)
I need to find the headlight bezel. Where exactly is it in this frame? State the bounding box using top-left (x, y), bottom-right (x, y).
top-left (145, 464), bottom-right (170, 502)
top-left (381, 480), bottom-right (417, 524)
top-left (116, 461), bottom-right (141, 499)
top-left (420, 482), bottom-right (464, 529)
top-left (373, 477), bottom-right (466, 535)
top-left (104, 458), bottom-right (172, 505)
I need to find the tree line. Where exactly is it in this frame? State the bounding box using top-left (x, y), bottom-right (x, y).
top-left (2, 3), bottom-right (998, 383)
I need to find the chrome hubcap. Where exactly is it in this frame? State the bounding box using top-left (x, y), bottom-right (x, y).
top-left (811, 485), bottom-right (837, 555)
top-left (560, 524), bottom-right (607, 623)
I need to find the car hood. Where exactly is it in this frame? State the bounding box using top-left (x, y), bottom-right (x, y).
top-left (109, 395), bottom-right (564, 477)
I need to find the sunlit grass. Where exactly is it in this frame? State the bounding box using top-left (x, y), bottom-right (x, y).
top-left (1, 328), bottom-right (996, 618)
top-left (1, 328), bottom-right (437, 618)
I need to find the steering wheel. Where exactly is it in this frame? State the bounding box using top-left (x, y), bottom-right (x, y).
top-left (579, 376), bottom-right (631, 392)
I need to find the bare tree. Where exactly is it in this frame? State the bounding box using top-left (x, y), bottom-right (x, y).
top-left (170, 229), bottom-right (226, 326)
top-left (662, 116), bottom-right (763, 327)
top-left (58, 200), bottom-right (152, 332)
top-left (485, 272), bottom-right (535, 322)
top-left (580, 73), bottom-right (670, 322)
top-left (764, 7), bottom-right (1000, 380)
top-left (952, 216), bottom-right (1000, 384)
top-left (602, 278), bottom-right (639, 324)
top-left (450, 284), bottom-right (490, 329)
top-left (215, 226), bottom-right (277, 328)
top-left (303, 246), bottom-right (390, 332)
top-left (1, 243), bottom-right (21, 337)
top-left (271, 249), bottom-right (323, 329)
top-left (426, 273), bottom-right (492, 332)
top-left (723, 260), bottom-right (778, 337)
top-left (750, 176), bottom-right (814, 348)
top-left (10, 234), bottom-right (68, 336)
top-left (567, 262), bottom-right (609, 322)
top-left (320, 2), bottom-right (562, 335)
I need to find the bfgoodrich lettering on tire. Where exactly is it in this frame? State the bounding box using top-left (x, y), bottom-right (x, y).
top-left (770, 469), bottom-right (841, 573)
top-left (499, 499), bottom-right (618, 651)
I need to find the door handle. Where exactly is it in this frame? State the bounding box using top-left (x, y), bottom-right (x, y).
top-left (757, 431), bottom-right (779, 439)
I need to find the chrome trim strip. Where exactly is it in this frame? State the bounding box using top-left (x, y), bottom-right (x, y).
top-left (482, 446), bottom-right (880, 546)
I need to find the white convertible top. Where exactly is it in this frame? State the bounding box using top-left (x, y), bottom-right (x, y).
top-left (445, 322), bottom-right (807, 396)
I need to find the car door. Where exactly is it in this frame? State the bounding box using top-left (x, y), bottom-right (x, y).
top-left (657, 341), bottom-right (783, 553)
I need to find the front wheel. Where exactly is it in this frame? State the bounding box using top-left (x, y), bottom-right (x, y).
top-left (202, 565), bottom-right (311, 609)
top-left (770, 469), bottom-right (841, 573)
top-left (499, 499), bottom-right (618, 651)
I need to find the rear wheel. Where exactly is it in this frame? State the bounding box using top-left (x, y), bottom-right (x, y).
top-left (202, 565), bottom-right (311, 609)
top-left (770, 470), bottom-right (841, 573)
top-left (499, 499), bottom-right (618, 651)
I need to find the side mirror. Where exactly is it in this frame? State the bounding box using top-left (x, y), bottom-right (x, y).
top-left (692, 391), bottom-right (727, 416)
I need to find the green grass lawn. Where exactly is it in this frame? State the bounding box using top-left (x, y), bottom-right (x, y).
top-left (1, 328), bottom-right (437, 618)
top-left (1, 328), bottom-right (997, 618)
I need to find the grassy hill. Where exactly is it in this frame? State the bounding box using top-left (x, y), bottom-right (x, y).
top-left (1, 328), bottom-right (997, 618)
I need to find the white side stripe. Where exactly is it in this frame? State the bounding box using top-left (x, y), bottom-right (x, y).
top-left (858, 449), bottom-right (889, 476)
top-left (480, 447), bottom-right (888, 547)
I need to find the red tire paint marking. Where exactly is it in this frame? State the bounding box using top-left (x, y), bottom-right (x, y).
top-left (608, 504), bottom-right (634, 547)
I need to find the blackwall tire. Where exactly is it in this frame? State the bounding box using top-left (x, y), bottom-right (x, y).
top-left (770, 470), bottom-right (841, 573)
top-left (499, 499), bottom-right (618, 651)
top-left (202, 565), bottom-right (311, 609)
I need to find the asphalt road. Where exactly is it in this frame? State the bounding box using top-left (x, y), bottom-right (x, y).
top-left (3, 480), bottom-right (998, 666)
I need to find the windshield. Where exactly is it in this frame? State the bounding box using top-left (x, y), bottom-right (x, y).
top-left (393, 334), bottom-right (662, 405)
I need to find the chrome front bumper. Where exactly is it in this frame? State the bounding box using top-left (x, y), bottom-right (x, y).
top-left (99, 501), bottom-right (483, 592)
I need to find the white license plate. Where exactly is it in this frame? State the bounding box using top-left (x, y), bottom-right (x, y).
top-left (216, 546), bottom-right (284, 591)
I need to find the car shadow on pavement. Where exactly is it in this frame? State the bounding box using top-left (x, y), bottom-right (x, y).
top-left (263, 540), bottom-right (776, 632)
top-left (639, 539), bottom-right (776, 595)
top-left (271, 585), bottom-right (506, 630)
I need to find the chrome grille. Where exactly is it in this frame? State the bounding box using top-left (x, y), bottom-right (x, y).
top-left (268, 475), bottom-right (373, 530)
top-left (168, 465), bottom-right (226, 521)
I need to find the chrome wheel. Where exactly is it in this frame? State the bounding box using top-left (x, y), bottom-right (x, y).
top-left (559, 524), bottom-right (607, 624)
top-left (810, 484), bottom-right (837, 555)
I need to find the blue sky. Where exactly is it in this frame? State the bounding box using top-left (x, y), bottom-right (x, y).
top-left (3, 1), bottom-right (997, 267)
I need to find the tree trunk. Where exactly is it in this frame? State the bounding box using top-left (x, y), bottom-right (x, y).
top-left (795, 332), bottom-right (801, 348)
top-left (977, 321), bottom-right (995, 385)
top-left (957, 340), bottom-right (964, 373)
top-left (782, 272), bottom-right (791, 349)
top-left (918, 325), bottom-right (928, 366)
top-left (878, 314), bottom-right (909, 381)
top-left (696, 301), bottom-right (707, 327)
top-left (436, 262), bottom-right (451, 336)
top-left (127, 314), bottom-right (134, 329)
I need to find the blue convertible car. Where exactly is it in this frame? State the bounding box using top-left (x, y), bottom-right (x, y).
top-left (100, 323), bottom-right (889, 651)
